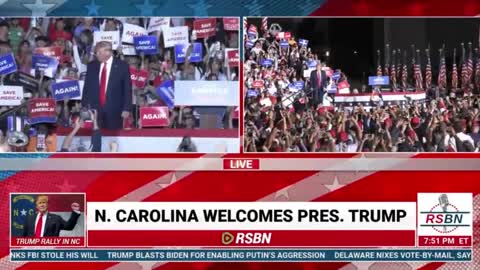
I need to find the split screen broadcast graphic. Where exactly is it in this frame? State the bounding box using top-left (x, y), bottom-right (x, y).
top-left (2, 16), bottom-right (478, 264)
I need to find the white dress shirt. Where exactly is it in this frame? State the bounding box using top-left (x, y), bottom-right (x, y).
top-left (34, 212), bottom-right (48, 237)
top-left (99, 56), bottom-right (114, 96)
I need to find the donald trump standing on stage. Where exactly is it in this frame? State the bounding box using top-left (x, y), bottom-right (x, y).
top-left (82, 41), bottom-right (132, 129)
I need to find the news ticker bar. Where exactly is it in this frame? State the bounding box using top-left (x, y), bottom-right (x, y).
top-left (1, 158), bottom-right (480, 171)
top-left (10, 249), bottom-right (472, 262)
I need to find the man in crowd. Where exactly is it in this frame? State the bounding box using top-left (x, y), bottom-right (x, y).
top-left (82, 41), bottom-right (132, 130)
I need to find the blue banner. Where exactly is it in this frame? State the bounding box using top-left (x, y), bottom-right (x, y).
top-left (10, 194), bottom-right (36, 237)
top-left (298, 39), bottom-right (309, 47)
top-left (280, 41), bottom-right (289, 48)
top-left (156, 80), bottom-right (174, 109)
top-left (294, 81), bottom-right (304, 90)
top-left (245, 40), bottom-right (254, 48)
top-left (326, 84), bottom-right (337, 93)
top-left (133, 36), bottom-right (158, 55)
top-left (174, 44), bottom-right (188, 64)
top-left (368, 76), bottom-right (390, 86)
top-left (332, 71), bottom-right (341, 80)
top-left (52, 80), bottom-right (81, 101)
top-left (261, 59), bottom-right (273, 67)
top-left (247, 89), bottom-right (258, 97)
top-left (189, 43), bottom-right (203, 63)
top-left (0, 53), bottom-right (17, 75)
top-left (307, 60), bottom-right (317, 68)
top-left (32, 54), bottom-right (58, 78)
top-left (10, 249), bottom-right (472, 262)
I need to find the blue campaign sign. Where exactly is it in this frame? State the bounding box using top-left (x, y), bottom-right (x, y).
top-left (247, 89), bottom-right (258, 97)
top-left (332, 71), bottom-right (341, 80)
top-left (326, 84), bottom-right (337, 94)
top-left (52, 80), bottom-right (81, 101)
top-left (298, 39), bottom-right (309, 47)
top-left (175, 44), bottom-right (188, 64)
top-left (32, 54), bottom-right (58, 78)
top-left (246, 40), bottom-right (254, 48)
top-left (307, 60), bottom-right (317, 68)
top-left (261, 59), bottom-right (273, 67)
top-left (280, 40), bottom-right (289, 48)
top-left (369, 76), bottom-right (390, 86)
top-left (156, 79), bottom-right (175, 109)
top-left (189, 42), bottom-right (203, 63)
top-left (294, 81), bottom-right (304, 90)
top-left (0, 53), bottom-right (17, 75)
top-left (133, 36), bottom-right (158, 55)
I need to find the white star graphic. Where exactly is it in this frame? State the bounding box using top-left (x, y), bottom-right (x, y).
top-left (20, 209), bottom-right (27, 216)
top-left (85, 0), bottom-right (102, 16)
top-left (157, 173), bottom-right (177, 189)
top-left (346, 262), bottom-right (375, 270)
top-left (23, 0), bottom-right (59, 16)
top-left (187, 0), bottom-right (211, 16)
top-left (135, 0), bottom-right (159, 16)
top-left (324, 175), bottom-right (344, 192)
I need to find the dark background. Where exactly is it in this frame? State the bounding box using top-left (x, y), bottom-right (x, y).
top-left (248, 18), bottom-right (480, 87)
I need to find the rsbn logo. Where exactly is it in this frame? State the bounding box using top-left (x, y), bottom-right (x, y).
top-left (420, 194), bottom-right (471, 234)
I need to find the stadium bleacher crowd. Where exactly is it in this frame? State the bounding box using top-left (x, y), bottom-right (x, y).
top-left (0, 17), bottom-right (239, 152)
top-left (243, 19), bottom-right (480, 152)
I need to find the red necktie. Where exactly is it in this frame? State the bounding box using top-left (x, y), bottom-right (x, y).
top-left (35, 213), bottom-right (43, 237)
top-left (317, 71), bottom-right (321, 87)
top-left (99, 62), bottom-right (107, 106)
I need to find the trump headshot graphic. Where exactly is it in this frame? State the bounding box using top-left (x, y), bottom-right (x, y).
top-left (11, 194), bottom-right (84, 237)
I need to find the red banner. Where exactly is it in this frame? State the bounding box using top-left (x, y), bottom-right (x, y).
top-left (193, 18), bottom-right (217, 39)
top-left (28, 98), bottom-right (56, 124)
top-left (338, 81), bottom-right (350, 89)
top-left (223, 18), bottom-right (239, 31)
top-left (226, 49), bottom-right (239, 67)
top-left (129, 67), bottom-right (149, 89)
top-left (140, 106), bottom-right (170, 127)
top-left (253, 80), bottom-right (264, 89)
top-left (34, 46), bottom-right (63, 62)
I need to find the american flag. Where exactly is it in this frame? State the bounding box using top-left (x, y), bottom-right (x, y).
top-left (475, 48), bottom-right (480, 90)
top-left (384, 44), bottom-right (390, 77)
top-left (438, 49), bottom-right (447, 90)
top-left (401, 50), bottom-right (408, 89)
top-left (390, 50), bottom-right (397, 89)
top-left (452, 48), bottom-right (459, 90)
top-left (461, 43), bottom-right (468, 89)
top-left (262, 17), bottom-right (268, 33)
top-left (466, 43), bottom-right (474, 88)
top-left (414, 50), bottom-right (423, 90)
top-left (425, 49), bottom-right (432, 89)
top-left (396, 49), bottom-right (402, 83)
top-left (376, 50), bottom-right (382, 76)
top-left (243, 17), bottom-right (247, 38)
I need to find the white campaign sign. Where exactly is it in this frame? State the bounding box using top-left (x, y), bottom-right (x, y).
top-left (122, 23), bottom-right (148, 44)
top-left (163, 26), bottom-right (189, 48)
top-left (148, 17), bottom-right (170, 33)
top-left (0, 85), bottom-right (23, 106)
top-left (94, 31), bottom-right (120, 49)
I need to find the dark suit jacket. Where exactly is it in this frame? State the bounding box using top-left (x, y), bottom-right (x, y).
top-left (23, 211), bottom-right (81, 237)
top-left (82, 57), bottom-right (132, 129)
top-left (310, 69), bottom-right (328, 91)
